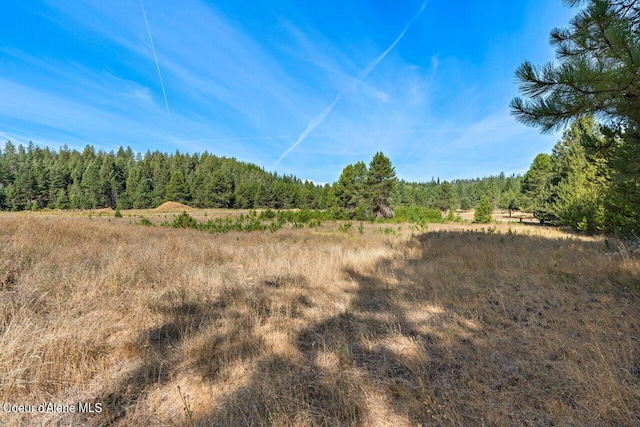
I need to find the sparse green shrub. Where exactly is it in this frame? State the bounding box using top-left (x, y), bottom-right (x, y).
top-left (244, 218), bottom-right (265, 232)
top-left (297, 208), bottom-right (312, 223)
top-left (268, 221), bottom-right (282, 232)
top-left (577, 216), bottom-right (589, 233)
top-left (172, 211), bottom-right (197, 229)
top-left (139, 217), bottom-right (154, 226)
top-left (393, 206), bottom-right (444, 224)
top-left (338, 222), bottom-right (352, 233)
top-left (308, 219), bottom-right (322, 228)
top-left (259, 208), bottom-right (276, 220)
top-left (409, 223), bottom-right (428, 232)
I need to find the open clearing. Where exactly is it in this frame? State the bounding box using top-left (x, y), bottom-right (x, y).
top-left (1, 211), bottom-right (639, 426)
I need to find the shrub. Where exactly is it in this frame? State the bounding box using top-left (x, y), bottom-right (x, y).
top-left (114, 209), bottom-right (123, 218)
top-left (259, 208), bottom-right (276, 220)
top-left (338, 222), bottom-right (352, 233)
top-left (244, 218), bottom-right (265, 232)
top-left (297, 208), bottom-right (312, 223)
top-left (393, 206), bottom-right (444, 224)
top-left (268, 221), bottom-right (282, 232)
top-left (172, 211), bottom-right (197, 229)
top-left (138, 217), bottom-right (154, 226)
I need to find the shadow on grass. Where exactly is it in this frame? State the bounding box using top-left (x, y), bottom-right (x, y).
top-left (194, 235), bottom-right (495, 426)
top-left (92, 288), bottom-right (226, 425)
top-left (94, 231), bottom-right (640, 426)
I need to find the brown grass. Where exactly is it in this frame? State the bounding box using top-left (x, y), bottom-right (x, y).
top-left (0, 212), bottom-right (639, 426)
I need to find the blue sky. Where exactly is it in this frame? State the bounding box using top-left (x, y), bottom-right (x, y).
top-left (0, 0), bottom-right (575, 183)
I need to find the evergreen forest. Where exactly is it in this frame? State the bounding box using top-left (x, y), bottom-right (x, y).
top-left (0, 142), bottom-right (523, 221)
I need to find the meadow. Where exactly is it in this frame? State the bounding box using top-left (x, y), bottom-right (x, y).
top-left (1, 210), bottom-right (639, 426)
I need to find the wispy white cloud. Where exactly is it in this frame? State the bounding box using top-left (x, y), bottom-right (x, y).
top-left (275, 0), bottom-right (429, 164)
top-left (39, 0), bottom-right (311, 131)
top-left (399, 112), bottom-right (559, 180)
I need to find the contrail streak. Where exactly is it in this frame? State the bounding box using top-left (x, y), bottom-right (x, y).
top-left (141, 0), bottom-right (170, 115)
top-left (274, 0), bottom-right (428, 165)
top-left (356, 0), bottom-right (428, 82)
top-left (274, 94), bottom-right (340, 165)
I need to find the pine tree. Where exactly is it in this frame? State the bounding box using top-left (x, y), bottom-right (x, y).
top-left (2, 141), bottom-right (17, 184)
top-left (521, 154), bottom-right (557, 224)
top-left (68, 179), bottom-right (84, 209)
top-left (552, 118), bottom-right (609, 231)
top-left (48, 164), bottom-right (66, 208)
top-left (434, 181), bottom-right (457, 212)
top-left (207, 168), bottom-right (235, 208)
top-left (0, 183), bottom-right (5, 210)
top-left (55, 188), bottom-right (69, 210)
top-left (511, 0), bottom-right (640, 232)
top-left (498, 189), bottom-right (519, 217)
top-left (127, 165), bottom-right (152, 209)
top-left (82, 159), bottom-right (102, 209)
top-left (333, 161), bottom-right (368, 212)
top-left (99, 156), bottom-right (122, 208)
top-left (12, 158), bottom-right (34, 210)
top-left (367, 152), bottom-right (397, 218)
top-left (166, 170), bottom-right (189, 203)
top-left (474, 195), bottom-right (494, 223)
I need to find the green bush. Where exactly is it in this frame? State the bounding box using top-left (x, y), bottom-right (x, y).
top-left (114, 209), bottom-right (122, 218)
top-left (338, 222), bottom-right (352, 233)
top-left (259, 208), bottom-right (276, 220)
top-left (138, 217), bottom-right (154, 226)
top-left (268, 221), bottom-right (282, 232)
top-left (393, 206), bottom-right (444, 224)
top-left (172, 211), bottom-right (197, 229)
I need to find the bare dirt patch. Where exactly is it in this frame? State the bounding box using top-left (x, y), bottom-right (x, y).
top-left (154, 201), bottom-right (193, 212)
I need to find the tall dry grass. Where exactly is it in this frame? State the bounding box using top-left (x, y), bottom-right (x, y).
top-left (0, 213), bottom-right (639, 426)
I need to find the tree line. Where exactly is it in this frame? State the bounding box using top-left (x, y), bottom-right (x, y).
top-left (0, 143), bottom-right (332, 211)
top-left (0, 142), bottom-right (524, 219)
top-left (394, 174), bottom-right (522, 215)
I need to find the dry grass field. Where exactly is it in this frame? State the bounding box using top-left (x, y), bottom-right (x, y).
top-left (1, 211), bottom-right (639, 426)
